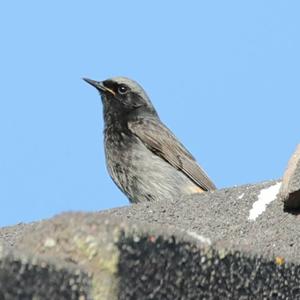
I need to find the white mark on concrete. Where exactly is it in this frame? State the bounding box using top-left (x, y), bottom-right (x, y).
top-left (186, 231), bottom-right (212, 245)
top-left (44, 237), bottom-right (56, 248)
top-left (248, 182), bottom-right (282, 221)
top-left (238, 193), bottom-right (245, 199)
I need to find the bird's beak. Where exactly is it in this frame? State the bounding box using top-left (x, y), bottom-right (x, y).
top-left (83, 78), bottom-right (116, 96)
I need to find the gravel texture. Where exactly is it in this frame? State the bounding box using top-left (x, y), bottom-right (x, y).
top-left (1, 179), bottom-right (300, 299)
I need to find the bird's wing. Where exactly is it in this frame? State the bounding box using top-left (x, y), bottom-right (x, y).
top-left (128, 118), bottom-right (216, 191)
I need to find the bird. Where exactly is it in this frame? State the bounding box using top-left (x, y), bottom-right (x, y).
top-left (83, 76), bottom-right (216, 203)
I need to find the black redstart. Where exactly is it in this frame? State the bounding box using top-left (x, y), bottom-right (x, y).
top-left (83, 76), bottom-right (216, 203)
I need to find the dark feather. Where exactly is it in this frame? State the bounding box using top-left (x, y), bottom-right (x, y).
top-left (128, 117), bottom-right (216, 191)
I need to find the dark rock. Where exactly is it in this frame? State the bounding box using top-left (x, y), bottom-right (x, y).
top-left (280, 144), bottom-right (300, 210)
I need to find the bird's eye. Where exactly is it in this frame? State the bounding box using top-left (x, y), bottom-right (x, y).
top-left (117, 85), bottom-right (128, 95)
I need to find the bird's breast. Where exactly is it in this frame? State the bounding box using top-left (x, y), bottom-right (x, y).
top-left (104, 128), bottom-right (138, 172)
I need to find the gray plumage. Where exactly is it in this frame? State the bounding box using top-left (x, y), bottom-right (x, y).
top-left (83, 76), bottom-right (216, 203)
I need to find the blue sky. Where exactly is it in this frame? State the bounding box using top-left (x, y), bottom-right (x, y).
top-left (0, 1), bottom-right (299, 226)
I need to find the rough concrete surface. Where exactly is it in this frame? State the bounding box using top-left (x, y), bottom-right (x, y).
top-left (1, 179), bottom-right (300, 299)
top-left (0, 244), bottom-right (91, 300)
top-left (102, 180), bottom-right (299, 262)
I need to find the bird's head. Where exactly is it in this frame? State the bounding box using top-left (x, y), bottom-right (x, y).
top-left (83, 77), bottom-right (158, 120)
